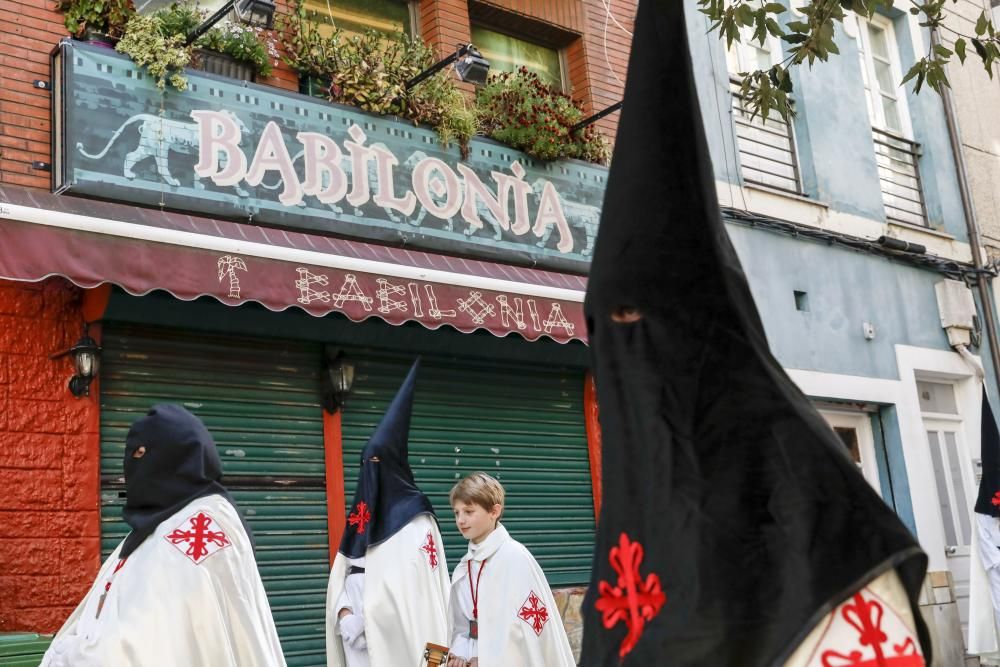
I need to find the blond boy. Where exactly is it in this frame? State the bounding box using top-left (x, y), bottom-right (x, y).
top-left (446, 472), bottom-right (575, 667)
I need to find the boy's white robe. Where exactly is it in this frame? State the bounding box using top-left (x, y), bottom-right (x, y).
top-left (450, 524), bottom-right (575, 667)
top-left (325, 513), bottom-right (450, 667)
top-left (969, 513), bottom-right (1000, 664)
top-left (40, 493), bottom-right (286, 667)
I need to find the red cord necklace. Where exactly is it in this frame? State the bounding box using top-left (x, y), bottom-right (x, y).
top-left (96, 558), bottom-right (127, 619)
top-left (467, 558), bottom-right (487, 639)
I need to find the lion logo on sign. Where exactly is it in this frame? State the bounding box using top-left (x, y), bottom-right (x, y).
top-left (76, 110), bottom-right (248, 194)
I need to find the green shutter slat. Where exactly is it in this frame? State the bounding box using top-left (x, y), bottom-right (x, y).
top-left (341, 352), bottom-right (595, 587)
top-left (99, 325), bottom-right (329, 667)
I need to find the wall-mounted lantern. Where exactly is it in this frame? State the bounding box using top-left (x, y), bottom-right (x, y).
top-left (406, 43), bottom-right (490, 90)
top-left (322, 349), bottom-right (356, 414)
top-left (51, 324), bottom-right (102, 398)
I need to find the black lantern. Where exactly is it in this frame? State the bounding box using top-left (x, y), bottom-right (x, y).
top-left (66, 328), bottom-right (101, 397)
top-left (322, 350), bottom-right (356, 414)
top-left (185, 0), bottom-right (276, 45)
top-left (406, 44), bottom-right (490, 90)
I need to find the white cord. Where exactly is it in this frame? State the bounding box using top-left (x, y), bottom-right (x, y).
top-left (956, 343), bottom-right (986, 380)
top-left (601, 0), bottom-right (630, 87)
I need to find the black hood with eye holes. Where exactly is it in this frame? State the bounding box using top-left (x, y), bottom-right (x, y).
top-left (339, 359), bottom-right (434, 559)
top-left (579, 1), bottom-right (930, 665)
top-left (121, 404), bottom-right (251, 559)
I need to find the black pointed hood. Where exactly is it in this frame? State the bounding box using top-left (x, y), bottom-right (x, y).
top-left (579, 1), bottom-right (930, 665)
top-left (121, 404), bottom-right (252, 559)
top-left (975, 389), bottom-right (1000, 516)
top-left (339, 359), bottom-right (434, 558)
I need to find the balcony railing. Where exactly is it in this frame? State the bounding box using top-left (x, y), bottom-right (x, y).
top-left (871, 127), bottom-right (928, 227)
top-left (730, 81), bottom-right (802, 195)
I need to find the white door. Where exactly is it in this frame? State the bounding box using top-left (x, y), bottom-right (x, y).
top-left (919, 380), bottom-right (975, 638)
top-left (820, 408), bottom-right (881, 495)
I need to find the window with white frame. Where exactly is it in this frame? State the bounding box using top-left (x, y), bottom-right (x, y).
top-left (302, 0), bottom-right (415, 39)
top-left (725, 18), bottom-right (803, 194)
top-left (855, 14), bottom-right (928, 226)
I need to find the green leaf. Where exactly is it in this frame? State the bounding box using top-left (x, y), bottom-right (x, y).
top-left (955, 38), bottom-right (967, 64)
top-left (764, 2), bottom-right (786, 13)
top-left (900, 61), bottom-right (923, 85)
top-left (738, 3), bottom-right (756, 26)
top-left (973, 37), bottom-right (989, 60)
top-left (976, 11), bottom-right (989, 36)
top-left (934, 44), bottom-right (952, 58)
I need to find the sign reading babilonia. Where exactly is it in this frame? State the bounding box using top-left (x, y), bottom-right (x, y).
top-left (52, 42), bottom-right (608, 273)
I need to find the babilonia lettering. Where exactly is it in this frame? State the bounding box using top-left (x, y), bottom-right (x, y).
top-left (192, 110), bottom-right (576, 254)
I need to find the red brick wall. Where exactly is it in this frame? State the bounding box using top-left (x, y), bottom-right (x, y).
top-left (0, 278), bottom-right (101, 633)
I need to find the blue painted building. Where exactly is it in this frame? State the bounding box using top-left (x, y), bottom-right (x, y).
top-left (685, 1), bottom-right (994, 657)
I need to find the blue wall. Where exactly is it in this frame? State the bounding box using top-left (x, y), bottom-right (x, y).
top-left (685, 1), bottom-right (967, 240)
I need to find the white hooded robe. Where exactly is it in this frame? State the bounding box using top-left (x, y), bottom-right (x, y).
top-left (325, 513), bottom-right (451, 667)
top-left (40, 493), bottom-right (286, 667)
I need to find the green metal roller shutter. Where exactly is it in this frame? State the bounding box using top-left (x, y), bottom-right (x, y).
top-left (99, 324), bottom-right (329, 667)
top-left (340, 352), bottom-right (595, 586)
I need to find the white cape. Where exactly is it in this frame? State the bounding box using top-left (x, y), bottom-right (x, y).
top-left (41, 493), bottom-right (286, 667)
top-left (325, 513), bottom-right (451, 667)
top-left (451, 525), bottom-right (575, 667)
top-left (969, 513), bottom-right (1000, 664)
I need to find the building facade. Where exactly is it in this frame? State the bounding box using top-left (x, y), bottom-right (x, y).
top-left (0, 0), bottom-right (996, 664)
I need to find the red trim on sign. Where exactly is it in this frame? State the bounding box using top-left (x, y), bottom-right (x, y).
top-left (584, 372), bottom-right (603, 521)
top-left (324, 409), bottom-right (346, 566)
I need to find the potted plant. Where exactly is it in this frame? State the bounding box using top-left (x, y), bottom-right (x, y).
top-left (278, 1), bottom-right (339, 97)
top-left (115, 13), bottom-right (192, 90)
top-left (196, 21), bottom-right (278, 81)
top-left (476, 68), bottom-right (611, 165)
top-left (57, 0), bottom-right (135, 45)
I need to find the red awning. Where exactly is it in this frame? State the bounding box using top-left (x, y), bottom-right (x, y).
top-left (0, 185), bottom-right (587, 344)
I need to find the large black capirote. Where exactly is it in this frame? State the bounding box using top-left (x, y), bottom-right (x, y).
top-left (121, 403), bottom-right (251, 559)
top-left (579, 1), bottom-right (930, 665)
top-left (339, 359), bottom-right (435, 558)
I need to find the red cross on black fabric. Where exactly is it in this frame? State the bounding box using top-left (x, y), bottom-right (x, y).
top-left (348, 501), bottom-right (372, 534)
top-left (595, 533), bottom-right (667, 659)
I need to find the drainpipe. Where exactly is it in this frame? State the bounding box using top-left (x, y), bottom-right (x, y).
top-left (929, 26), bottom-right (1000, 386)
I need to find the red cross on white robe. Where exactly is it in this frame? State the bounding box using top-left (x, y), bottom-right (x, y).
top-left (164, 511), bottom-right (231, 564)
top-left (419, 530), bottom-right (438, 569)
top-left (517, 591), bottom-right (550, 636)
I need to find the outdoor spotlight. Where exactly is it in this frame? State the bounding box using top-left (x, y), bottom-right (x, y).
top-left (406, 44), bottom-right (490, 90)
top-left (323, 350), bottom-right (356, 413)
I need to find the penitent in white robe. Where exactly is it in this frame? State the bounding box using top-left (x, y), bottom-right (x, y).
top-left (968, 513), bottom-right (1000, 665)
top-left (449, 524), bottom-right (575, 667)
top-left (40, 493), bottom-right (286, 667)
top-left (326, 513), bottom-right (450, 667)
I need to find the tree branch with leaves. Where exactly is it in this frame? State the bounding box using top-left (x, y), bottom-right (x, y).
top-left (698, 0), bottom-right (1000, 121)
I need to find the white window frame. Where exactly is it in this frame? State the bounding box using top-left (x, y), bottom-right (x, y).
top-left (725, 15), bottom-right (784, 75)
top-left (820, 408), bottom-right (881, 496)
top-left (855, 13), bottom-right (914, 138)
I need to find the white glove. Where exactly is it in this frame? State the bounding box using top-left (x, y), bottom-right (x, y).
top-left (339, 613), bottom-right (367, 650)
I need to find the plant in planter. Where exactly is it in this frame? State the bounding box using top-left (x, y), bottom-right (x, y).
top-left (476, 68), bottom-right (611, 165)
top-left (198, 21), bottom-right (278, 79)
top-left (115, 13), bottom-right (192, 90)
top-left (57, 0), bottom-right (135, 41)
top-left (278, 2), bottom-right (339, 96)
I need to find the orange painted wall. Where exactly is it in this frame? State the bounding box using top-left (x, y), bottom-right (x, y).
top-left (0, 277), bottom-right (102, 632)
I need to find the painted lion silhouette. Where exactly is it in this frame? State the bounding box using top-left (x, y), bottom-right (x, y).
top-left (76, 110), bottom-right (248, 194)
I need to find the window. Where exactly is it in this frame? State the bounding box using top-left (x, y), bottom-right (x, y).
top-left (724, 15), bottom-right (803, 194)
top-left (855, 14), bottom-right (928, 226)
top-left (302, 0), bottom-right (414, 39)
top-left (136, 0), bottom-right (226, 15)
top-left (471, 25), bottom-right (563, 91)
top-left (819, 408), bottom-right (881, 495)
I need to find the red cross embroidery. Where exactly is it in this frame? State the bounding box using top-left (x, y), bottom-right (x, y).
top-left (992, 490), bottom-right (1000, 507)
top-left (595, 532), bottom-right (667, 659)
top-left (820, 593), bottom-right (925, 667)
top-left (420, 530), bottom-right (438, 569)
top-left (517, 591), bottom-right (550, 636)
top-left (348, 501), bottom-right (372, 534)
top-left (164, 512), bottom-right (231, 564)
